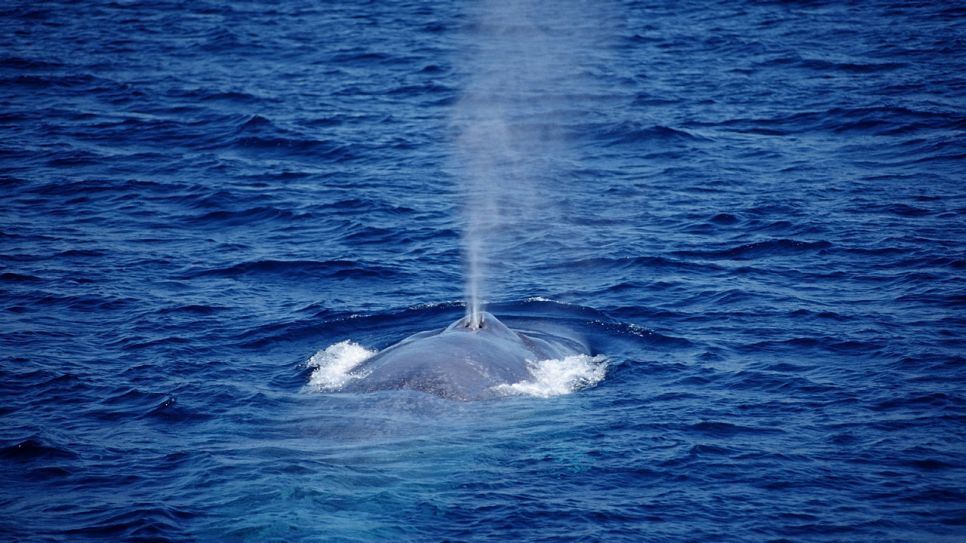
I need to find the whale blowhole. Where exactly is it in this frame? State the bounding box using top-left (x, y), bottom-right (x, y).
top-left (464, 314), bottom-right (484, 330)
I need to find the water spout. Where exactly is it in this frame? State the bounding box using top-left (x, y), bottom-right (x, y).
top-left (454, 0), bottom-right (600, 327)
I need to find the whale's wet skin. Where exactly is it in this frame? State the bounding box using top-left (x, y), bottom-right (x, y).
top-left (314, 312), bottom-right (597, 400)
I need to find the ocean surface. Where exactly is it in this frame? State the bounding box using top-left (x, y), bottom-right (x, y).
top-left (2, 0), bottom-right (965, 541)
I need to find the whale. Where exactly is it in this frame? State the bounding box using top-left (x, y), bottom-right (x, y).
top-left (341, 311), bottom-right (589, 400)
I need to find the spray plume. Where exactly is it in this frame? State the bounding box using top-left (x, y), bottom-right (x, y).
top-left (451, 0), bottom-right (604, 327)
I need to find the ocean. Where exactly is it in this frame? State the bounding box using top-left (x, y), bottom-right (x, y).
top-left (1, 0), bottom-right (964, 541)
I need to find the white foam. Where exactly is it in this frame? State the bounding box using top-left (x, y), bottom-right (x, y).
top-left (305, 340), bottom-right (376, 391)
top-left (494, 355), bottom-right (608, 398)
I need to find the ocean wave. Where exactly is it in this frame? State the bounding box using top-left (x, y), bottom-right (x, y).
top-left (554, 255), bottom-right (724, 273)
top-left (672, 239), bottom-right (832, 260)
top-left (0, 272), bottom-right (41, 282)
top-left (228, 136), bottom-right (356, 161)
top-left (62, 505), bottom-right (195, 541)
top-left (588, 121), bottom-right (709, 146)
top-left (0, 437), bottom-right (78, 462)
top-left (181, 259), bottom-right (401, 280)
top-left (0, 55), bottom-right (64, 70)
top-left (685, 106), bottom-right (964, 137)
top-left (187, 206), bottom-right (309, 226)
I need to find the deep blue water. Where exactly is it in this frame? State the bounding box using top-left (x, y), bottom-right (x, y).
top-left (2, 0), bottom-right (965, 541)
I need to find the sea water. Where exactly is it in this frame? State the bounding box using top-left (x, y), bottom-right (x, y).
top-left (1, 1), bottom-right (964, 541)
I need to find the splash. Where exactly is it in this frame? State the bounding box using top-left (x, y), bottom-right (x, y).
top-left (305, 339), bottom-right (605, 399)
top-left (305, 341), bottom-right (375, 391)
top-left (493, 355), bottom-right (608, 398)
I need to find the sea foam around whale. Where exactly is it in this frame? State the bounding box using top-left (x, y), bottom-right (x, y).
top-left (305, 340), bottom-right (607, 398)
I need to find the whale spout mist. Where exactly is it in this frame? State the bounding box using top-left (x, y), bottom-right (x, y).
top-left (452, 0), bottom-right (601, 319)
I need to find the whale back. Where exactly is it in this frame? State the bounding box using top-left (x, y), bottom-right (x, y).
top-left (342, 312), bottom-right (586, 400)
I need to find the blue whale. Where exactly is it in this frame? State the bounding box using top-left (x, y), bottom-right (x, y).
top-left (342, 312), bottom-right (589, 400)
